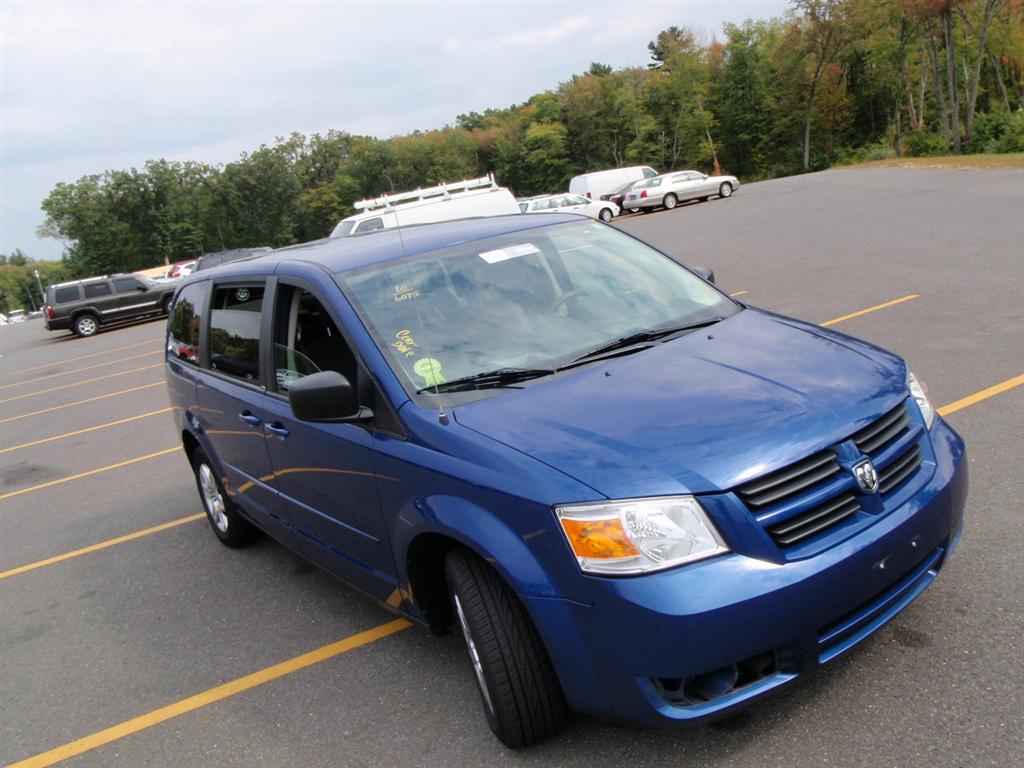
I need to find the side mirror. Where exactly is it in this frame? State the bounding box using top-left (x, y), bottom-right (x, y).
top-left (288, 371), bottom-right (371, 422)
top-left (692, 266), bottom-right (716, 284)
top-left (137, 284), bottom-right (148, 291)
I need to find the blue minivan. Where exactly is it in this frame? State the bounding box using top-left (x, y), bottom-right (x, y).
top-left (165, 214), bottom-right (967, 747)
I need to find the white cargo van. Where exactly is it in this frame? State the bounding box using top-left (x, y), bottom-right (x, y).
top-left (569, 166), bottom-right (659, 200)
top-left (330, 174), bottom-right (521, 237)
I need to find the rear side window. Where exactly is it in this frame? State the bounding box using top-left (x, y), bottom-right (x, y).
top-left (209, 285), bottom-right (265, 383)
top-left (54, 286), bottom-right (80, 303)
top-left (84, 282), bottom-right (112, 298)
top-left (168, 283), bottom-right (206, 366)
top-left (642, 167), bottom-right (658, 178)
top-left (355, 218), bottom-right (384, 234)
top-left (113, 277), bottom-right (142, 293)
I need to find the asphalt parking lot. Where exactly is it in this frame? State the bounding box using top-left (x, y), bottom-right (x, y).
top-left (1, 167), bottom-right (1021, 767)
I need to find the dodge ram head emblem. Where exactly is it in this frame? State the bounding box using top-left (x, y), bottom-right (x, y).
top-left (852, 459), bottom-right (880, 494)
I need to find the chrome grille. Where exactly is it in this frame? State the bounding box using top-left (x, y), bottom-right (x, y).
top-left (765, 492), bottom-right (861, 546)
top-left (878, 443), bottom-right (923, 495)
top-left (736, 449), bottom-right (839, 509)
top-left (738, 400), bottom-right (925, 550)
top-left (852, 404), bottom-right (911, 456)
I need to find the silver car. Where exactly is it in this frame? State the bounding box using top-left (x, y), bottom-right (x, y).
top-left (625, 170), bottom-right (739, 211)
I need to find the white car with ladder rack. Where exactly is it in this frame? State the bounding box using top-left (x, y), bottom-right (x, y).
top-left (329, 174), bottom-right (521, 237)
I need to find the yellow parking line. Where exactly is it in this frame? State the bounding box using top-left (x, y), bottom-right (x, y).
top-left (0, 514), bottom-right (204, 581)
top-left (5, 339), bottom-right (162, 377)
top-left (0, 408), bottom-right (173, 454)
top-left (730, 290), bottom-right (749, 297)
top-left (0, 447), bottom-right (179, 501)
top-left (8, 619), bottom-right (412, 768)
top-left (0, 382), bottom-right (164, 425)
top-left (0, 350), bottom-right (160, 389)
top-left (820, 294), bottom-right (919, 327)
top-left (938, 373), bottom-right (1024, 417)
top-left (0, 364), bottom-right (163, 405)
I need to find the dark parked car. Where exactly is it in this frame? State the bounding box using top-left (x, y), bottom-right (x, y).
top-left (194, 247), bottom-right (272, 272)
top-left (600, 179), bottom-right (642, 214)
top-left (44, 274), bottom-right (176, 337)
top-left (167, 214), bottom-right (966, 747)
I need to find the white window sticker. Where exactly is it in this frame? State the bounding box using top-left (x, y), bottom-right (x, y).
top-left (479, 243), bottom-right (540, 264)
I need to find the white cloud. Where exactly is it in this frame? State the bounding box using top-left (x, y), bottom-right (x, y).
top-left (1, 0), bottom-right (788, 261)
top-left (498, 16), bottom-right (592, 46)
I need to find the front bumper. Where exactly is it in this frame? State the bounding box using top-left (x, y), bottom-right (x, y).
top-left (525, 416), bottom-right (967, 728)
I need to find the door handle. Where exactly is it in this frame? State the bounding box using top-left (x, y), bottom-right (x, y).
top-left (265, 422), bottom-right (290, 438)
top-left (238, 411), bottom-right (261, 427)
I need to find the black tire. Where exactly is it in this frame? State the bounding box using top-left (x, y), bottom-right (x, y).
top-left (598, 207), bottom-right (613, 222)
top-left (719, 182), bottom-right (733, 198)
top-left (190, 447), bottom-right (256, 547)
top-left (162, 295), bottom-right (174, 315)
top-left (445, 548), bottom-right (566, 748)
top-left (73, 313), bottom-right (99, 337)
top-left (663, 193), bottom-right (678, 210)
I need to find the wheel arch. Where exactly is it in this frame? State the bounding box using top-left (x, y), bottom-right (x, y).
top-left (398, 496), bottom-right (561, 634)
top-left (70, 307), bottom-right (100, 325)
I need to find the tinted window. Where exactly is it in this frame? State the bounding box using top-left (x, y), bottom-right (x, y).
top-left (113, 277), bottom-right (142, 293)
top-left (355, 218), bottom-right (384, 234)
top-left (167, 283), bottom-right (206, 366)
top-left (209, 285), bottom-right (264, 382)
top-left (83, 282), bottom-right (112, 298)
top-left (54, 286), bottom-right (80, 303)
top-left (642, 167), bottom-right (658, 178)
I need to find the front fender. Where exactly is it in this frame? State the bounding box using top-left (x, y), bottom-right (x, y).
top-left (392, 493), bottom-right (562, 599)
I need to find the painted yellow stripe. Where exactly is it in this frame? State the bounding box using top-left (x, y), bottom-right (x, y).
top-left (0, 447), bottom-right (179, 501)
top-left (820, 294), bottom-right (919, 327)
top-left (8, 619), bottom-right (413, 768)
top-left (5, 338), bottom-right (162, 377)
top-left (0, 514), bottom-right (204, 580)
top-left (0, 364), bottom-right (163, 405)
top-left (0, 408), bottom-right (173, 454)
top-left (0, 350), bottom-right (160, 389)
top-left (729, 290), bottom-right (749, 297)
top-left (0, 382), bottom-right (164, 425)
top-left (938, 373), bottom-right (1024, 417)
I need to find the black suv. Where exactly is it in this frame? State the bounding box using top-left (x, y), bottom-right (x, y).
top-left (44, 274), bottom-right (177, 337)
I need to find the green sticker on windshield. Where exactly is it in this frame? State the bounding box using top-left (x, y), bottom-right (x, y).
top-left (414, 357), bottom-right (446, 387)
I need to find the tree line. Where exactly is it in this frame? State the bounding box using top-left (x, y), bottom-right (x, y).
top-left (6, 0), bottom-right (1021, 303)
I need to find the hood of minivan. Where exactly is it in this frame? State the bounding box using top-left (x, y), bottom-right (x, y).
top-left (453, 309), bottom-right (906, 499)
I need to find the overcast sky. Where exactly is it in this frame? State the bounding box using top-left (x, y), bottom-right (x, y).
top-left (1, 1), bottom-right (788, 261)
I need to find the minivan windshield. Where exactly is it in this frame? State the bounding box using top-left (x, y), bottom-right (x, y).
top-left (341, 221), bottom-right (737, 398)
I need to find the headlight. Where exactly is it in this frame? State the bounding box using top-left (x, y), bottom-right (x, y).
top-left (555, 496), bottom-right (729, 575)
top-left (907, 369), bottom-right (936, 429)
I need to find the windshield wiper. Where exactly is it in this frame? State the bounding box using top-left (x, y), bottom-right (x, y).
top-left (560, 317), bottom-right (727, 370)
top-left (417, 367), bottom-right (555, 394)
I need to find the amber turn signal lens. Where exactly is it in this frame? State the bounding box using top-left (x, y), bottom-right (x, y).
top-left (559, 517), bottom-right (640, 560)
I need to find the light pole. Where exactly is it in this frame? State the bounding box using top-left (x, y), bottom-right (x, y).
top-left (34, 269), bottom-right (45, 307)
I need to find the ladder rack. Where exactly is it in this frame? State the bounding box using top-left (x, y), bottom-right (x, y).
top-left (353, 174), bottom-right (498, 212)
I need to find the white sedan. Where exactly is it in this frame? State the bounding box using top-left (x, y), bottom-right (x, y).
top-left (519, 193), bottom-right (619, 222)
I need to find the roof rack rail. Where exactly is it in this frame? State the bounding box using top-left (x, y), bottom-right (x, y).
top-left (353, 173), bottom-right (498, 212)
